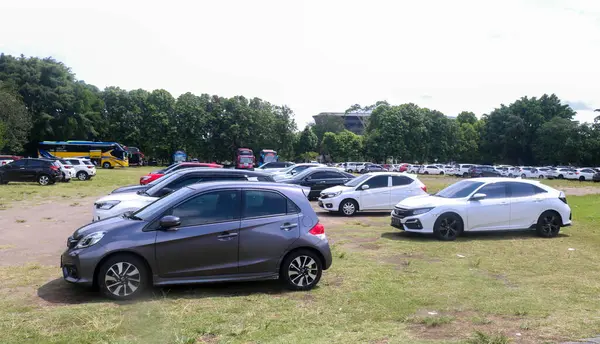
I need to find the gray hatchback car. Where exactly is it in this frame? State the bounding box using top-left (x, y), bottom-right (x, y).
top-left (61, 182), bottom-right (332, 300)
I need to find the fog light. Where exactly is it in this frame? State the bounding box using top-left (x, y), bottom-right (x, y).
top-left (326, 203), bottom-right (333, 208)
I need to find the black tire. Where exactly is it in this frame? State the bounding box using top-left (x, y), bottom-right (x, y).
top-left (424, 171), bottom-right (429, 175)
top-left (462, 172), bottom-right (468, 178)
top-left (433, 213), bottom-right (463, 241)
top-left (102, 162), bottom-right (111, 169)
top-left (521, 173), bottom-right (526, 178)
top-left (339, 199), bottom-right (358, 216)
top-left (440, 171), bottom-right (444, 175)
top-left (97, 254), bottom-right (149, 300)
top-left (538, 175), bottom-right (544, 179)
top-left (579, 176), bottom-right (585, 182)
top-left (536, 211), bottom-right (561, 238)
top-left (347, 169), bottom-right (353, 173)
top-left (558, 174), bottom-right (564, 179)
top-left (63, 178), bottom-right (70, 183)
top-left (508, 173), bottom-right (513, 178)
top-left (38, 174), bottom-right (51, 186)
top-left (76, 171), bottom-right (88, 181)
top-left (280, 249), bottom-right (323, 291)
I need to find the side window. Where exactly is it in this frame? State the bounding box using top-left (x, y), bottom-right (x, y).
top-left (477, 183), bottom-right (507, 199)
top-left (363, 175), bottom-right (389, 189)
top-left (311, 172), bottom-right (341, 179)
top-left (243, 190), bottom-right (287, 218)
top-left (166, 177), bottom-right (205, 190)
top-left (171, 190), bottom-right (240, 226)
top-left (508, 183), bottom-right (535, 198)
top-left (392, 176), bottom-right (413, 186)
top-left (67, 160), bottom-right (79, 165)
top-left (11, 159), bottom-right (27, 167)
top-left (287, 198), bottom-right (301, 214)
top-left (533, 185), bottom-right (548, 194)
top-left (28, 160), bottom-right (44, 168)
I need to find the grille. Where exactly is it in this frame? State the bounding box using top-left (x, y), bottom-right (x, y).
top-left (393, 207), bottom-right (411, 218)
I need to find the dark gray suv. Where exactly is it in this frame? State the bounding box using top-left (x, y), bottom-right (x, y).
top-left (61, 182), bottom-right (332, 300)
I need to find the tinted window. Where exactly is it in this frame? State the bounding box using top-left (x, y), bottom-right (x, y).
top-left (166, 177), bottom-right (205, 191)
top-left (477, 183), bottom-right (507, 199)
top-left (508, 183), bottom-right (538, 198)
top-left (10, 159), bottom-right (27, 167)
top-left (243, 190), bottom-right (287, 218)
top-left (582, 169), bottom-right (594, 173)
top-left (436, 180), bottom-right (485, 198)
top-left (67, 159), bottom-right (80, 165)
top-left (287, 198), bottom-right (301, 214)
top-left (392, 176), bottom-right (413, 186)
top-left (171, 190), bottom-right (240, 226)
top-left (28, 160), bottom-right (46, 168)
top-left (311, 171), bottom-right (342, 179)
top-left (363, 175), bottom-right (389, 189)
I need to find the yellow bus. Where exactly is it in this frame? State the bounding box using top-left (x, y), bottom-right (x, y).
top-left (38, 141), bottom-right (129, 168)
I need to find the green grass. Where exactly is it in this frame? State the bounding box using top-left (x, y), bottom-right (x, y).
top-left (0, 167), bottom-right (155, 206)
top-left (1, 170), bottom-right (600, 343)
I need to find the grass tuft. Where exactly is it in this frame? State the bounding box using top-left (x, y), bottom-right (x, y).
top-left (466, 331), bottom-right (510, 344)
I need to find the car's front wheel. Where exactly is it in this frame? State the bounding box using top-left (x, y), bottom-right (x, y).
top-left (339, 199), bottom-right (358, 216)
top-left (102, 162), bottom-right (111, 169)
top-left (77, 171), bottom-right (88, 181)
top-left (536, 211), bottom-right (561, 238)
top-left (521, 173), bottom-right (526, 178)
top-left (97, 254), bottom-right (149, 300)
top-left (280, 250), bottom-right (323, 291)
top-left (433, 213), bottom-right (463, 241)
top-left (579, 176), bottom-right (585, 182)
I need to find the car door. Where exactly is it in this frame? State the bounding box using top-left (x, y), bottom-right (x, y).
top-left (238, 189), bottom-right (300, 274)
top-left (466, 182), bottom-right (510, 231)
top-left (154, 189), bottom-right (241, 278)
top-left (507, 182), bottom-right (545, 228)
top-left (358, 175), bottom-right (391, 210)
top-left (4, 159), bottom-right (27, 181)
top-left (305, 171), bottom-right (340, 196)
top-left (390, 175), bottom-right (419, 208)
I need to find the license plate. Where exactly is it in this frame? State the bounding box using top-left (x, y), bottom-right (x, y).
top-left (391, 217), bottom-right (403, 229)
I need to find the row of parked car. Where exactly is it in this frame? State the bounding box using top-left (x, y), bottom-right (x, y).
top-left (60, 160), bottom-right (574, 300)
top-left (0, 157), bottom-right (97, 185)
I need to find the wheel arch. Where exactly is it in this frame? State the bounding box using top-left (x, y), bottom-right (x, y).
top-left (93, 250), bottom-right (154, 287)
top-left (339, 197), bottom-right (360, 212)
top-left (278, 247), bottom-right (328, 272)
top-left (537, 209), bottom-right (563, 226)
top-left (435, 210), bottom-right (466, 230)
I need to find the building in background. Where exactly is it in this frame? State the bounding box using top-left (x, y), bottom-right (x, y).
top-left (313, 111), bottom-right (371, 135)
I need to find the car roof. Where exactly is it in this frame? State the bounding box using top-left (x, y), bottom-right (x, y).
top-left (186, 181), bottom-right (305, 192)
top-left (170, 167), bottom-right (272, 177)
top-left (468, 177), bottom-right (542, 185)
top-left (363, 172), bottom-right (418, 179)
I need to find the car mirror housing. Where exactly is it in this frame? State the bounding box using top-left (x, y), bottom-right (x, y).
top-left (157, 187), bottom-right (174, 197)
top-left (361, 184), bottom-right (370, 190)
top-left (159, 215), bottom-right (181, 229)
top-left (471, 193), bottom-right (486, 201)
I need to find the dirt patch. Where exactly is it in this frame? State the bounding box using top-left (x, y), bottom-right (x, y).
top-left (359, 243), bottom-right (381, 250)
top-left (561, 187), bottom-right (600, 196)
top-left (0, 197), bottom-right (97, 266)
top-left (407, 310), bottom-right (563, 343)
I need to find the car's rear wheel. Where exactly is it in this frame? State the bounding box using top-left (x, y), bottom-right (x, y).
top-left (536, 211), bottom-right (561, 238)
top-left (462, 172), bottom-right (468, 178)
top-left (97, 254), bottom-right (148, 300)
top-left (102, 162), bottom-right (111, 169)
top-left (339, 199), bottom-right (358, 216)
top-left (433, 213), bottom-right (463, 241)
top-left (439, 171), bottom-right (444, 175)
top-left (424, 171), bottom-right (429, 175)
top-left (579, 176), bottom-right (585, 181)
top-left (38, 174), bottom-right (50, 186)
top-left (558, 174), bottom-right (564, 179)
top-left (77, 171), bottom-right (88, 181)
top-left (280, 249), bottom-right (323, 291)
top-left (538, 175), bottom-right (544, 179)
top-left (521, 173), bottom-right (526, 178)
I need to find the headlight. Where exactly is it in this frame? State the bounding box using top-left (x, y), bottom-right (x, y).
top-left (75, 231), bottom-right (106, 249)
top-left (324, 191), bottom-right (342, 198)
top-left (411, 207), bottom-right (434, 215)
top-left (95, 200), bottom-right (121, 210)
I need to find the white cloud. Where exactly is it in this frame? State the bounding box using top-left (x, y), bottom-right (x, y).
top-left (0, 0), bottom-right (599, 128)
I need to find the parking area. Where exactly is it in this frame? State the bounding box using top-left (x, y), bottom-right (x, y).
top-left (2, 170), bottom-right (600, 343)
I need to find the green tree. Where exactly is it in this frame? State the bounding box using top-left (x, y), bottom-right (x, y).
top-left (312, 115), bottom-right (344, 144)
top-left (456, 111), bottom-right (477, 125)
top-left (296, 126), bottom-right (318, 157)
top-left (0, 85), bottom-right (31, 153)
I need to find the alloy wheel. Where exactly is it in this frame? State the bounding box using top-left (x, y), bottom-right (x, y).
top-left (288, 256), bottom-right (318, 287)
top-left (39, 175), bottom-right (49, 185)
top-left (104, 262), bottom-right (141, 297)
top-left (438, 217), bottom-right (458, 239)
top-left (78, 172), bottom-right (87, 181)
top-left (541, 215), bottom-right (560, 237)
top-left (342, 201), bottom-right (356, 215)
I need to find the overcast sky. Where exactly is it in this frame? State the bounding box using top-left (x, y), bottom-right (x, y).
top-left (1, 0), bottom-right (599, 128)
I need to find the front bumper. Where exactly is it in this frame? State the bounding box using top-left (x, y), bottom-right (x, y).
top-left (60, 249), bottom-right (96, 287)
top-left (390, 210), bottom-right (436, 233)
top-left (317, 196), bottom-right (342, 211)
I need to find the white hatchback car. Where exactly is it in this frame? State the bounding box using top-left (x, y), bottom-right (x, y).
top-left (566, 168), bottom-right (595, 181)
top-left (317, 172), bottom-right (427, 216)
top-left (390, 178), bottom-right (571, 240)
top-left (65, 158), bottom-right (97, 180)
top-left (421, 165), bottom-right (444, 175)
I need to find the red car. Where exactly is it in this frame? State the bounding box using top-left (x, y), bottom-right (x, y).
top-left (0, 155), bottom-right (23, 166)
top-left (139, 162), bottom-right (223, 185)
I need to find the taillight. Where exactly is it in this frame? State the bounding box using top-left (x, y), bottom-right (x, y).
top-left (309, 223), bottom-right (326, 239)
top-left (575, 172), bottom-right (579, 175)
top-left (65, 165), bottom-right (72, 169)
top-left (421, 185), bottom-right (427, 192)
top-left (50, 165), bottom-right (59, 171)
top-left (86, 165), bottom-right (94, 168)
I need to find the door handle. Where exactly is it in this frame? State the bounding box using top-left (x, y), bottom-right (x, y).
top-left (533, 198), bottom-right (543, 203)
top-left (280, 223), bottom-right (298, 231)
top-left (217, 232), bottom-right (238, 240)
top-left (318, 180), bottom-right (326, 184)
top-left (500, 201), bottom-right (509, 205)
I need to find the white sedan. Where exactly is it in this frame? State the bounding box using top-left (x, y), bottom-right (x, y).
top-left (272, 163), bottom-right (325, 181)
top-left (390, 178), bottom-right (571, 241)
top-left (317, 172), bottom-right (427, 216)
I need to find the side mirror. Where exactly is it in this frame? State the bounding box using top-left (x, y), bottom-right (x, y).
top-left (471, 193), bottom-right (486, 201)
top-left (157, 187), bottom-right (174, 197)
top-left (291, 170), bottom-right (297, 175)
top-left (159, 215), bottom-right (181, 229)
top-left (361, 184), bottom-right (370, 190)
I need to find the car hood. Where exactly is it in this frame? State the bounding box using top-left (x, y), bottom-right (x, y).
top-left (321, 185), bottom-right (353, 194)
top-left (111, 184), bottom-right (150, 194)
top-left (96, 192), bottom-right (158, 204)
top-left (394, 194), bottom-right (462, 208)
top-left (72, 216), bottom-right (144, 239)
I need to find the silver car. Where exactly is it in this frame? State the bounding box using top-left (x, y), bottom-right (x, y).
top-left (61, 182), bottom-right (332, 300)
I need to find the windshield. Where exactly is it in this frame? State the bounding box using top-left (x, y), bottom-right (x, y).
top-left (132, 187), bottom-right (194, 221)
top-left (435, 180), bottom-right (485, 198)
top-left (238, 150), bottom-right (253, 156)
top-left (145, 173), bottom-right (183, 197)
top-left (240, 157), bottom-right (253, 164)
top-left (345, 174), bottom-right (371, 187)
top-left (290, 168), bottom-right (315, 180)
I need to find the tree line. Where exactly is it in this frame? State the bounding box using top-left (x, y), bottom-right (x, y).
top-left (0, 53), bottom-right (598, 166)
